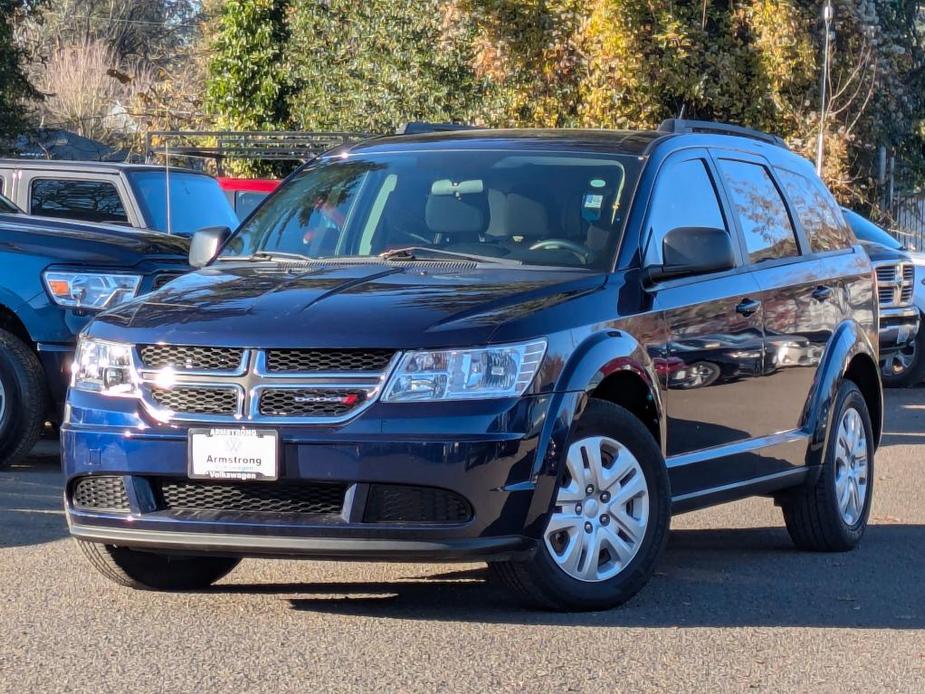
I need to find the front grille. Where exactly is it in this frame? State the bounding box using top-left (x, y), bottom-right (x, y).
top-left (364, 484), bottom-right (473, 524)
top-left (157, 479), bottom-right (347, 515)
top-left (72, 476), bottom-right (130, 511)
top-left (875, 262), bottom-right (914, 309)
top-left (258, 388), bottom-right (366, 417)
top-left (152, 272), bottom-right (183, 290)
top-left (264, 349), bottom-right (395, 373)
top-left (876, 266), bottom-right (896, 284)
top-left (150, 386), bottom-right (239, 415)
top-left (139, 344), bottom-right (244, 371)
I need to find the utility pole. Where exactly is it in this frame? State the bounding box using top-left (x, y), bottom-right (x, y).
top-left (816, 0), bottom-right (834, 175)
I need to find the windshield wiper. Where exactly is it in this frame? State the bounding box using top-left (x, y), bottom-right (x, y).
top-left (379, 247), bottom-right (522, 266)
top-left (216, 251), bottom-right (316, 262)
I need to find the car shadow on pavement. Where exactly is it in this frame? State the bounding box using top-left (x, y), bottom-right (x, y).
top-left (215, 524), bottom-right (925, 629)
top-left (0, 442), bottom-right (67, 549)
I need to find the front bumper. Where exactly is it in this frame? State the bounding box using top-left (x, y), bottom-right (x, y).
top-left (62, 392), bottom-right (578, 561)
top-left (879, 306), bottom-right (920, 352)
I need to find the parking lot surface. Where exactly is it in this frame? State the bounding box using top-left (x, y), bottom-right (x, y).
top-left (1, 391), bottom-right (924, 693)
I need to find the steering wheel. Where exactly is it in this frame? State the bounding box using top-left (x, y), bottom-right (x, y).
top-left (528, 238), bottom-right (590, 263)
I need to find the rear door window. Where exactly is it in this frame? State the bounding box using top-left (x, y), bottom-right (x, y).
top-left (716, 159), bottom-right (799, 264)
top-left (643, 157), bottom-right (729, 266)
top-left (30, 178), bottom-right (129, 224)
top-left (775, 168), bottom-right (855, 253)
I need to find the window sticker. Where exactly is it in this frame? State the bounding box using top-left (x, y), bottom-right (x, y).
top-left (582, 193), bottom-right (604, 222)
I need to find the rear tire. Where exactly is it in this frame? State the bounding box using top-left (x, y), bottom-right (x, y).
top-left (77, 540), bottom-right (240, 590)
top-left (782, 380), bottom-right (873, 551)
top-left (0, 329), bottom-right (47, 469)
top-left (490, 399), bottom-right (670, 611)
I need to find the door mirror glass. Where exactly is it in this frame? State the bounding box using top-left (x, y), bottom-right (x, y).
top-left (646, 226), bottom-right (734, 283)
top-left (189, 226), bottom-right (231, 268)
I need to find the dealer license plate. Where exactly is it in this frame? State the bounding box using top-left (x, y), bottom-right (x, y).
top-left (188, 428), bottom-right (278, 481)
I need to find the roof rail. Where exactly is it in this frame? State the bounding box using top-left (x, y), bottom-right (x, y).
top-left (395, 122), bottom-right (478, 135)
top-left (658, 119), bottom-right (788, 149)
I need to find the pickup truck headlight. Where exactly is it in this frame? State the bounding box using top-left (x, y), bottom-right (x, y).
top-left (43, 271), bottom-right (141, 311)
top-left (72, 337), bottom-right (139, 396)
top-left (383, 340), bottom-right (547, 402)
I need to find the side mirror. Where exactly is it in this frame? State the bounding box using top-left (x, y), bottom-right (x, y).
top-left (645, 226), bottom-right (734, 283)
top-left (189, 226), bottom-right (231, 268)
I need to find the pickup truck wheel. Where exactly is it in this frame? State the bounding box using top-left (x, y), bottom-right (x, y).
top-left (489, 399), bottom-right (670, 611)
top-left (0, 329), bottom-right (47, 469)
top-left (782, 381), bottom-right (873, 551)
top-left (77, 540), bottom-right (240, 590)
top-left (881, 314), bottom-right (925, 387)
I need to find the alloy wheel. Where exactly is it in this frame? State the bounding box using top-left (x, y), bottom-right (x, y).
top-left (882, 343), bottom-right (916, 376)
top-left (834, 407), bottom-right (869, 525)
top-left (544, 435), bottom-right (650, 582)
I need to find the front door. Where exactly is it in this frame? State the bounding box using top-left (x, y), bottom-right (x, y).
top-left (642, 151), bottom-right (767, 499)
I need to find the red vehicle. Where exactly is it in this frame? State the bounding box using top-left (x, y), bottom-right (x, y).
top-left (217, 177), bottom-right (280, 218)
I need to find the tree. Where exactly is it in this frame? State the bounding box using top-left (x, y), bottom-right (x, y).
top-left (205, 0), bottom-right (292, 132)
top-left (0, 0), bottom-right (39, 143)
top-left (285, 0), bottom-right (483, 132)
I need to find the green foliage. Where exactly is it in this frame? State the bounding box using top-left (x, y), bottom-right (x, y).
top-left (0, 0), bottom-right (39, 143)
top-left (205, 0), bottom-right (292, 131)
top-left (285, 0), bottom-right (483, 133)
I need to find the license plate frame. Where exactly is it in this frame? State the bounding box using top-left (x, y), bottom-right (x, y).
top-left (187, 428), bottom-right (279, 482)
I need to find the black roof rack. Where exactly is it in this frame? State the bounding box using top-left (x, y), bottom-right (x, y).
top-left (658, 119), bottom-right (788, 149)
top-left (144, 130), bottom-right (367, 175)
top-left (395, 122), bottom-right (478, 135)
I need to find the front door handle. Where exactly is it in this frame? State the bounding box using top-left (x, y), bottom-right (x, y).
top-left (735, 298), bottom-right (762, 317)
top-left (812, 285), bottom-right (833, 302)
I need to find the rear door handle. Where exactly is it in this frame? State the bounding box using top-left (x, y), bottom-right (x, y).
top-left (812, 285), bottom-right (833, 302)
top-left (735, 298), bottom-right (762, 317)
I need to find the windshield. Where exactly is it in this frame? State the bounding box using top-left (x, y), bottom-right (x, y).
top-left (129, 171), bottom-right (239, 236)
top-left (0, 192), bottom-right (18, 214)
top-left (221, 150), bottom-right (640, 269)
top-left (842, 208), bottom-right (903, 250)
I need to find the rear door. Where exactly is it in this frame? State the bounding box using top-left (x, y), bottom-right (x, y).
top-left (643, 149), bottom-right (767, 498)
top-left (712, 152), bottom-right (841, 474)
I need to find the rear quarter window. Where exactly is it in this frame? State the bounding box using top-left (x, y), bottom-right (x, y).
top-left (30, 178), bottom-right (129, 225)
top-left (776, 168), bottom-right (855, 253)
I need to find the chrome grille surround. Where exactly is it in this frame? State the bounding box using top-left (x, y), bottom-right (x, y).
top-left (873, 261), bottom-right (915, 310)
top-left (135, 347), bottom-right (401, 424)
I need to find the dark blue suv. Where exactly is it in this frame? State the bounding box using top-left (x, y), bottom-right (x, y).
top-left (0, 194), bottom-right (189, 467)
top-left (63, 122), bottom-right (882, 610)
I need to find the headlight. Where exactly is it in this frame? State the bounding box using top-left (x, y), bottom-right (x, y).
top-left (43, 271), bottom-right (141, 310)
top-left (72, 337), bottom-right (139, 396)
top-left (383, 340), bottom-right (547, 402)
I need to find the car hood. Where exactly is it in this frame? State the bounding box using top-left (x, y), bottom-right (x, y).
top-left (0, 213), bottom-right (189, 265)
top-left (860, 240), bottom-right (911, 264)
top-left (89, 261), bottom-right (604, 348)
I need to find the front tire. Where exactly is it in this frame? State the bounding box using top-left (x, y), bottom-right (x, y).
top-left (77, 540), bottom-right (240, 590)
top-left (0, 329), bottom-right (47, 468)
top-left (490, 399), bottom-right (670, 611)
top-left (782, 380), bottom-right (873, 551)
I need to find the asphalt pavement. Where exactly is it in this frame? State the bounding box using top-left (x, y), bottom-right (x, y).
top-left (1, 391), bottom-right (923, 692)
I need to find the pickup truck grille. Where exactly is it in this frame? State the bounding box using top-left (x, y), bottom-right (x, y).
top-left (135, 347), bottom-right (399, 423)
top-left (874, 262), bottom-right (915, 309)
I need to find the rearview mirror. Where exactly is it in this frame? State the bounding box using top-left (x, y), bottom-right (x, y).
top-left (645, 226), bottom-right (734, 283)
top-left (189, 226), bottom-right (231, 268)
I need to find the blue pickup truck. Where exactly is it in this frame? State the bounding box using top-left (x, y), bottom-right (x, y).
top-left (0, 192), bottom-right (190, 466)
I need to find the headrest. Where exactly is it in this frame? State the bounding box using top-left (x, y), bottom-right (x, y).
top-left (424, 194), bottom-right (484, 234)
top-left (506, 193), bottom-right (549, 238)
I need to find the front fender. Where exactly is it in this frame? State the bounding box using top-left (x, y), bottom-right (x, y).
top-left (519, 330), bottom-right (666, 538)
top-left (802, 319), bottom-right (881, 469)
